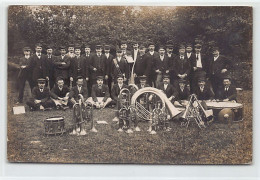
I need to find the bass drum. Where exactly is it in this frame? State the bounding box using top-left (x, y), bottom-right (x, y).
top-left (44, 116), bottom-right (65, 135)
top-left (205, 101), bottom-right (243, 122)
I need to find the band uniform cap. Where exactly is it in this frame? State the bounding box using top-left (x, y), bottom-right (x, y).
top-left (117, 74), bottom-right (124, 79)
top-left (139, 75), bottom-right (147, 80)
top-left (104, 45), bottom-right (110, 50)
top-left (222, 74), bottom-right (232, 80)
top-left (159, 46), bottom-right (165, 50)
top-left (139, 45), bottom-right (146, 49)
top-left (116, 48), bottom-right (122, 53)
top-left (194, 43), bottom-right (202, 48)
top-left (84, 44), bottom-right (91, 48)
top-left (95, 45), bottom-right (102, 49)
top-left (37, 78), bottom-right (46, 83)
top-left (132, 41), bottom-right (138, 45)
top-left (76, 76), bottom-right (83, 81)
top-left (198, 76), bottom-right (206, 82)
top-left (68, 43), bottom-right (74, 48)
top-left (23, 47), bottom-right (31, 51)
top-left (147, 41), bottom-right (155, 46)
top-left (46, 45), bottom-right (53, 50)
top-left (179, 44), bottom-right (185, 49)
top-left (120, 41), bottom-right (127, 45)
top-left (60, 46), bottom-right (66, 50)
top-left (186, 43), bottom-right (193, 47)
top-left (96, 76), bottom-right (104, 80)
top-left (56, 76), bottom-right (64, 82)
top-left (212, 46), bottom-right (220, 52)
top-left (74, 44), bottom-right (81, 50)
top-left (163, 74), bottom-right (170, 79)
top-left (166, 44), bottom-right (173, 49)
top-left (35, 43), bottom-right (42, 47)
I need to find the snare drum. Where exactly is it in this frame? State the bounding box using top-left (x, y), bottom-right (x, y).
top-left (44, 117), bottom-right (65, 135)
top-left (205, 101), bottom-right (243, 122)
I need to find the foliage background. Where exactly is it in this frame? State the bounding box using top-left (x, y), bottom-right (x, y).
top-left (8, 6), bottom-right (253, 89)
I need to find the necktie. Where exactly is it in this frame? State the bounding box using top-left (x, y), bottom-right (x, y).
top-left (196, 54), bottom-right (199, 60)
top-left (78, 86), bottom-right (81, 93)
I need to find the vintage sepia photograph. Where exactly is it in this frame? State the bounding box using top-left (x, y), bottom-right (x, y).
top-left (7, 5), bottom-right (252, 164)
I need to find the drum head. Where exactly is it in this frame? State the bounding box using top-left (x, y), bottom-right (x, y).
top-left (218, 108), bottom-right (234, 123)
top-left (46, 117), bottom-right (64, 121)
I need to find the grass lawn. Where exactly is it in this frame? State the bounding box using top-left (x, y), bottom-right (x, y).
top-left (7, 80), bottom-right (252, 164)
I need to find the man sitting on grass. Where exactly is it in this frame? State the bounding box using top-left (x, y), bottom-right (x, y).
top-left (216, 74), bottom-right (237, 102)
top-left (87, 76), bottom-right (112, 109)
top-left (68, 76), bottom-right (88, 105)
top-left (50, 76), bottom-right (70, 110)
top-left (26, 78), bottom-right (54, 111)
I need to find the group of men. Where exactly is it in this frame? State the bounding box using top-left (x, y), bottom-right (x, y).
top-left (16, 41), bottom-right (237, 112)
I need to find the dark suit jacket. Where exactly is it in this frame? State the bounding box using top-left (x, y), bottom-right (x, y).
top-left (216, 84), bottom-right (237, 101)
top-left (89, 54), bottom-right (106, 80)
top-left (137, 83), bottom-right (150, 89)
top-left (154, 54), bottom-right (170, 74)
top-left (145, 51), bottom-right (159, 78)
top-left (69, 56), bottom-right (86, 79)
top-left (157, 83), bottom-right (178, 99)
top-left (175, 85), bottom-right (190, 100)
top-left (53, 55), bottom-right (71, 79)
top-left (131, 49), bottom-right (140, 61)
top-left (190, 53), bottom-right (207, 73)
top-left (81, 54), bottom-right (91, 79)
top-left (111, 57), bottom-right (130, 81)
top-left (18, 56), bottom-right (32, 78)
top-left (103, 53), bottom-right (114, 76)
top-left (194, 83), bottom-right (215, 100)
top-left (91, 84), bottom-right (110, 102)
top-left (28, 54), bottom-right (49, 82)
top-left (68, 85), bottom-right (88, 100)
top-left (50, 85), bottom-right (70, 99)
top-left (111, 83), bottom-right (128, 101)
top-left (208, 55), bottom-right (233, 78)
top-left (46, 55), bottom-right (56, 79)
top-left (172, 55), bottom-right (191, 78)
top-left (134, 54), bottom-right (149, 76)
top-left (31, 86), bottom-right (51, 102)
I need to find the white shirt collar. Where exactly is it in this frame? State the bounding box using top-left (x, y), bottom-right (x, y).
top-left (214, 55), bottom-right (219, 61)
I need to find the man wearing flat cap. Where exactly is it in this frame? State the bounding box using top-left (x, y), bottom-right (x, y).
top-left (157, 74), bottom-right (178, 103)
top-left (190, 43), bottom-right (207, 93)
top-left (208, 46), bottom-right (233, 93)
top-left (154, 46), bottom-right (170, 87)
top-left (68, 76), bottom-right (88, 105)
top-left (16, 46), bottom-right (34, 104)
top-left (26, 78), bottom-right (54, 110)
top-left (89, 45), bottom-right (106, 86)
top-left (87, 76), bottom-right (112, 109)
top-left (46, 45), bottom-right (56, 89)
top-left (194, 76), bottom-right (215, 100)
top-left (69, 45), bottom-right (86, 86)
top-left (171, 44), bottom-right (191, 86)
top-left (50, 76), bottom-right (70, 109)
top-left (111, 48), bottom-right (129, 85)
top-left (53, 46), bottom-right (71, 87)
top-left (28, 43), bottom-right (49, 88)
top-left (133, 45), bottom-right (149, 84)
top-left (145, 41), bottom-right (158, 86)
top-left (216, 74), bottom-right (237, 102)
top-left (175, 79), bottom-right (191, 102)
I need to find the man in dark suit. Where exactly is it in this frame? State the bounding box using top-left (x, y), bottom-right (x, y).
top-left (28, 43), bottom-right (49, 88)
top-left (89, 45), bottom-right (106, 85)
top-left (53, 46), bottom-right (71, 87)
top-left (194, 76), bottom-right (215, 100)
top-left (154, 46), bottom-right (170, 87)
top-left (190, 43), bottom-right (207, 93)
top-left (103, 45), bottom-right (114, 92)
top-left (87, 76), bottom-right (112, 109)
top-left (68, 76), bottom-right (88, 105)
top-left (82, 44), bottom-right (92, 94)
top-left (146, 42), bottom-right (158, 87)
top-left (26, 78), bottom-right (54, 110)
top-left (111, 49), bottom-right (129, 84)
top-left (69, 45), bottom-right (86, 86)
top-left (166, 43), bottom-right (176, 86)
top-left (50, 77), bottom-right (70, 109)
top-left (157, 74), bottom-right (178, 103)
top-left (16, 47), bottom-right (34, 104)
top-left (46, 46), bottom-right (56, 89)
top-left (186, 43), bottom-right (194, 61)
top-left (208, 47), bottom-right (233, 93)
top-left (172, 45), bottom-right (191, 86)
top-left (131, 41), bottom-right (140, 63)
top-left (175, 79), bottom-right (190, 101)
top-left (216, 75), bottom-right (237, 102)
top-left (133, 45), bottom-right (149, 84)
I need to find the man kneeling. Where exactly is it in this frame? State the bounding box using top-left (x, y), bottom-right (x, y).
top-left (26, 78), bottom-right (54, 111)
top-left (87, 76), bottom-right (112, 109)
